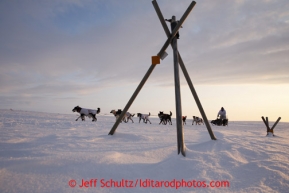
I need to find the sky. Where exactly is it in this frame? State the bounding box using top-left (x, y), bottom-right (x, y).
top-left (0, 0), bottom-right (289, 122)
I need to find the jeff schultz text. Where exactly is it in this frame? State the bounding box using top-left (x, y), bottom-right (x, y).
top-left (69, 178), bottom-right (230, 189)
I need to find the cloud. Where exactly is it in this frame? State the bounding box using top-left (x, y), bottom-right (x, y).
top-left (0, 0), bottom-right (289, 114)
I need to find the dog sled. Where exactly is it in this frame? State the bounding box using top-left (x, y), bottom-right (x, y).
top-left (211, 118), bottom-right (228, 126)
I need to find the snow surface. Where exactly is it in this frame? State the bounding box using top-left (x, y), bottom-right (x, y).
top-left (0, 109), bottom-right (289, 193)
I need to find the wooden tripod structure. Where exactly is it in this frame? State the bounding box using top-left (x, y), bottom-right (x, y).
top-left (108, 0), bottom-right (216, 157)
top-left (261, 116), bottom-right (281, 136)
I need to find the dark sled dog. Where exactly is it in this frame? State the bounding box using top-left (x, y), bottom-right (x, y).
top-left (182, 116), bottom-right (187, 125)
top-left (158, 111), bottom-right (172, 125)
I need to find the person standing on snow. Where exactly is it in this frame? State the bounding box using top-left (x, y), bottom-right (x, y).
top-left (217, 107), bottom-right (226, 120)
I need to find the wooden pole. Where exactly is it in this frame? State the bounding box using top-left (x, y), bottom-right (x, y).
top-left (152, 0), bottom-right (216, 140)
top-left (178, 56), bottom-right (216, 140)
top-left (271, 117), bottom-right (281, 130)
top-left (261, 116), bottom-right (271, 132)
top-left (109, 64), bottom-right (156, 135)
top-left (171, 21), bottom-right (186, 156)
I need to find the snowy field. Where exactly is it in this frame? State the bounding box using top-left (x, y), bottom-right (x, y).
top-left (0, 109), bottom-right (289, 193)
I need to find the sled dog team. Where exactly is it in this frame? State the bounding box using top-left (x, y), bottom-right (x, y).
top-left (72, 105), bottom-right (227, 126)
